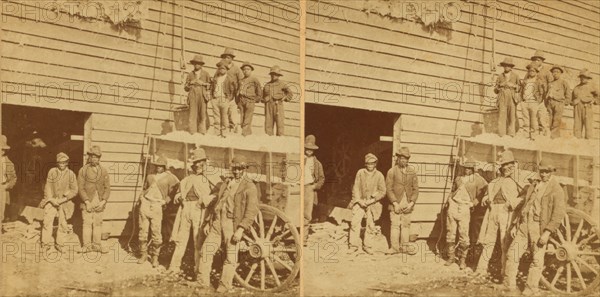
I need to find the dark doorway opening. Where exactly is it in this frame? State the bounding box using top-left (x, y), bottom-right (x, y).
top-left (2, 104), bottom-right (88, 221)
top-left (305, 103), bottom-right (397, 224)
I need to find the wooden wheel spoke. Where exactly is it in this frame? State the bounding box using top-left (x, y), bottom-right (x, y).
top-left (258, 210), bottom-right (265, 238)
top-left (578, 233), bottom-right (598, 247)
top-left (549, 237), bottom-right (562, 248)
top-left (570, 260), bottom-right (587, 289)
top-left (564, 216), bottom-right (572, 242)
top-left (249, 226), bottom-right (260, 241)
top-left (260, 259), bottom-right (266, 290)
top-left (573, 219), bottom-right (584, 243)
top-left (556, 228), bottom-right (567, 244)
top-left (272, 247), bottom-right (297, 253)
top-left (546, 245), bottom-right (556, 254)
top-left (244, 262), bottom-right (259, 283)
top-left (273, 254), bottom-right (293, 272)
top-left (576, 257), bottom-right (599, 275)
top-left (567, 262), bottom-right (572, 293)
top-left (243, 234), bottom-right (256, 244)
top-left (551, 265), bottom-right (564, 287)
top-left (266, 216), bottom-right (278, 240)
top-left (578, 251), bottom-right (600, 256)
top-left (265, 257), bottom-right (281, 287)
top-left (272, 229), bottom-right (292, 243)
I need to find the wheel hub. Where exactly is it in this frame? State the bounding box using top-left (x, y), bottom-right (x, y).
top-left (248, 239), bottom-right (273, 259)
top-left (556, 242), bottom-right (579, 261)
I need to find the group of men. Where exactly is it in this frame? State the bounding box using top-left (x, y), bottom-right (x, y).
top-left (495, 50), bottom-right (598, 139)
top-left (304, 132), bottom-right (566, 296)
top-left (0, 134), bottom-right (259, 293)
top-left (185, 47), bottom-right (294, 137)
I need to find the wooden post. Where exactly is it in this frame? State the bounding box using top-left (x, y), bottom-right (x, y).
top-left (266, 151), bottom-right (273, 200)
top-left (491, 144), bottom-right (497, 179)
top-left (183, 142), bottom-right (189, 177)
top-left (392, 115), bottom-right (402, 167)
top-left (573, 154), bottom-right (580, 199)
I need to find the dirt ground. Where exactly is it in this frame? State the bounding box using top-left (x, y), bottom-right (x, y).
top-left (303, 222), bottom-right (567, 297)
top-left (0, 232), bottom-right (298, 297)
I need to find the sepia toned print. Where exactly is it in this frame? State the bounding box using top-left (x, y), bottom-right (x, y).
top-left (1, 0), bottom-right (301, 296)
top-left (304, 0), bottom-right (599, 296)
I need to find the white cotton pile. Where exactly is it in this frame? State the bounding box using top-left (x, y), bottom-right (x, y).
top-left (468, 133), bottom-right (598, 157)
top-left (156, 131), bottom-right (300, 154)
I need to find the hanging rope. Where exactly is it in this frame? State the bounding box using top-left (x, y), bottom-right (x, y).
top-left (434, 1), bottom-right (479, 255)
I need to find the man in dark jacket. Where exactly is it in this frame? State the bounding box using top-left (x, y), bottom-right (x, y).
top-left (0, 135), bottom-right (17, 223)
top-left (386, 147), bottom-right (419, 255)
top-left (78, 145), bottom-right (111, 253)
top-left (303, 135), bottom-right (324, 243)
top-left (185, 55), bottom-right (211, 135)
top-left (211, 61), bottom-right (237, 137)
top-left (197, 155), bottom-right (259, 293)
top-left (263, 65), bottom-right (293, 136)
top-left (503, 160), bottom-right (566, 296)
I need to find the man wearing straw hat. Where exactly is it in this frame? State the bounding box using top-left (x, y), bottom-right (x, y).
top-left (348, 153), bottom-right (386, 255)
top-left (475, 150), bottom-right (522, 276)
top-left (168, 148), bottom-right (215, 275)
top-left (78, 145), bottom-right (111, 253)
top-left (197, 155), bottom-right (259, 292)
top-left (386, 147), bottom-right (419, 255)
top-left (238, 61), bottom-right (263, 136)
top-left (572, 69), bottom-right (599, 139)
top-left (304, 135), bottom-right (324, 242)
top-left (0, 135), bottom-right (17, 224)
top-left (40, 152), bottom-right (78, 253)
top-left (504, 160), bottom-right (565, 296)
top-left (444, 158), bottom-right (487, 270)
top-left (494, 57), bottom-right (520, 137)
top-left (185, 54), bottom-right (212, 135)
top-left (263, 65), bottom-right (294, 136)
top-left (138, 156), bottom-right (179, 267)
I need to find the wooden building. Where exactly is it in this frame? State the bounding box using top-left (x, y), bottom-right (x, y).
top-left (306, 0), bottom-right (600, 239)
top-left (1, 0), bottom-right (300, 237)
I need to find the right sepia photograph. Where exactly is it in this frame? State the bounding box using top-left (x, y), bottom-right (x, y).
top-left (303, 1), bottom-right (600, 297)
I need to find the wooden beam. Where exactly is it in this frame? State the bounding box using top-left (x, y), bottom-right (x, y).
top-left (492, 144), bottom-right (497, 179)
top-left (392, 115), bottom-right (402, 167)
top-left (184, 142), bottom-right (189, 177)
top-left (574, 154), bottom-right (580, 199)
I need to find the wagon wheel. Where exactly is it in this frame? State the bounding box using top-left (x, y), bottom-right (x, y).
top-left (541, 208), bottom-right (600, 295)
top-left (234, 204), bottom-right (301, 292)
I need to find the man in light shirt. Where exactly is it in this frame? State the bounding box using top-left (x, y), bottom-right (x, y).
top-left (518, 63), bottom-right (546, 139)
top-left (211, 61), bottom-right (236, 137)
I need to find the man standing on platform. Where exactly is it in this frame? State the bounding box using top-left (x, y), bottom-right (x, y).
top-left (572, 69), bottom-right (599, 139)
top-left (263, 65), bottom-right (294, 136)
top-left (238, 62), bottom-right (262, 136)
top-left (185, 55), bottom-right (212, 135)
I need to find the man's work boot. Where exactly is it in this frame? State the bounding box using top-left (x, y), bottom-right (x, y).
top-left (459, 256), bottom-right (467, 270)
top-left (151, 254), bottom-right (159, 268)
top-left (138, 241), bottom-right (147, 264)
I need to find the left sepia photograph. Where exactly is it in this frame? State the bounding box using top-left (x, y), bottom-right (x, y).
top-left (0, 1), bottom-right (301, 296)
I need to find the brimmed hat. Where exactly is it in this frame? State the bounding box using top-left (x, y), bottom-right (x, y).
top-left (550, 65), bottom-right (564, 73)
top-left (365, 153), bottom-right (378, 163)
top-left (240, 61), bottom-right (254, 71)
top-left (269, 65), bottom-right (283, 76)
top-left (499, 57), bottom-right (515, 67)
top-left (220, 47), bottom-right (235, 59)
top-left (527, 172), bottom-right (541, 182)
top-left (497, 150), bottom-right (515, 166)
top-left (305, 135), bottom-right (319, 150)
top-left (538, 160), bottom-right (556, 172)
top-left (231, 155), bottom-right (248, 169)
top-left (152, 156), bottom-right (168, 167)
top-left (190, 148), bottom-right (207, 163)
top-left (531, 50), bottom-right (546, 61)
top-left (460, 157), bottom-right (477, 168)
top-left (87, 145), bottom-right (102, 157)
top-left (579, 69), bottom-right (593, 79)
top-left (56, 152), bottom-right (69, 162)
top-left (395, 147), bottom-right (411, 158)
top-left (526, 63), bottom-right (540, 72)
top-left (189, 54), bottom-right (205, 65)
top-left (0, 135), bottom-right (10, 150)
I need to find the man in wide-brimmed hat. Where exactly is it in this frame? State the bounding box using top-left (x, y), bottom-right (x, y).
top-left (198, 155), bottom-right (259, 293)
top-left (530, 50), bottom-right (553, 93)
top-left (185, 54), bottom-right (212, 135)
top-left (571, 68), bottom-right (598, 139)
top-left (0, 135), bottom-right (17, 224)
top-left (169, 148), bottom-right (215, 275)
top-left (348, 153), bottom-right (386, 255)
top-left (475, 150), bottom-right (522, 276)
top-left (504, 160), bottom-right (565, 296)
top-left (304, 135), bottom-right (324, 242)
top-left (444, 157), bottom-right (487, 270)
top-left (518, 63), bottom-right (547, 139)
top-left (78, 145), bottom-right (111, 253)
top-left (494, 57), bottom-right (520, 137)
top-left (386, 147), bottom-right (419, 255)
top-left (219, 47), bottom-right (244, 85)
top-left (138, 156), bottom-right (179, 267)
top-left (237, 61), bottom-right (262, 136)
top-left (211, 61), bottom-right (237, 137)
top-left (263, 65), bottom-right (294, 136)
top-left (40, 152), bottom-right (78, 253)
top-left (545, 64), bottom-right (571, 138)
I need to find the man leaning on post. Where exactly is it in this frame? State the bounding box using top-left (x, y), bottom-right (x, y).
top-left (78, 145), bottom-right (111, 254)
